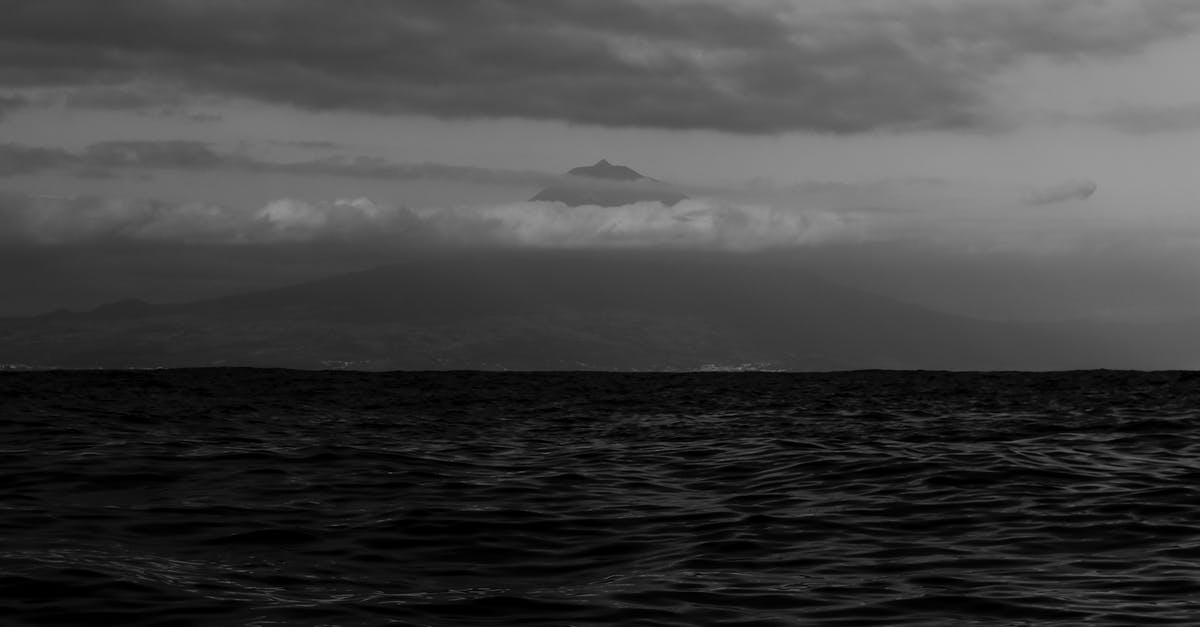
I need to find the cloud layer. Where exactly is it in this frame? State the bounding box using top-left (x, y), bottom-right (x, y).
top-left (3, 0), bottom-right (1198, 133)
top-left (0, 192), bottom-right (416, 246)
top-left (424, 200), bottom-right (860, 250)
top-left (0, 191), bottom-right (862, 251)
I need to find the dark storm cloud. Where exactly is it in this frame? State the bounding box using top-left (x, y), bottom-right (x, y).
top-left (2, 0), bottom-right (1197, 133)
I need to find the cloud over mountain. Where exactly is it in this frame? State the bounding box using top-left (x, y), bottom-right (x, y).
top-left (3, 0), bottom-right (1197, 133)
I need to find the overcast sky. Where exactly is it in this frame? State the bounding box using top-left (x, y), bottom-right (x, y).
top-left (2, 0), bottom-right (1200, 321)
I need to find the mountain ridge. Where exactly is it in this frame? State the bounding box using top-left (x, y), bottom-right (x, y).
top-left (4, 250), bottom-right (1188, 371)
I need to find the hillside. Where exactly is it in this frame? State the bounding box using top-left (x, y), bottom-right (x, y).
top-left (1, 250), bottom-right (1176, 370)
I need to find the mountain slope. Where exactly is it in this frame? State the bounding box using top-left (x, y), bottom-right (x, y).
top-left (0, 250), bottom-right (1172, 370)
top-left (531, 159), bottom-right (688, 207)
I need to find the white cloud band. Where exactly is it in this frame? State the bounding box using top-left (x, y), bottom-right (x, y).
top-left (0, 192), bottom-right (863, 251)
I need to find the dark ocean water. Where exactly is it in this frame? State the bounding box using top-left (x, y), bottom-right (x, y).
top-left (3, 370), bottom-right (1200, 626)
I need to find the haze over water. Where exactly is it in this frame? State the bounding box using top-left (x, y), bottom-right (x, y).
top-left (4, 369), bottom-right (1199, 626)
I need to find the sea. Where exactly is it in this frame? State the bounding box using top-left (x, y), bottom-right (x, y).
top-left (2, 369), bottom-right (1199, 626)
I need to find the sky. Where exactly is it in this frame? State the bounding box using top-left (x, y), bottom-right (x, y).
top-left (2, 0), bottom-right (1200, 321)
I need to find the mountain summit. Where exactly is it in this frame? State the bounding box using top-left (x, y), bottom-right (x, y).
top-left (564, 159), bottom-right (646, 181)
top-left (531, 159), bottom-right (688, 207)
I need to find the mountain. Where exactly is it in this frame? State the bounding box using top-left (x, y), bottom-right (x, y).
top-left (563, 159), bottom-right (645, 181)
top-left (531, 159), bottom-right (689, 207)
top-left (1, 250), bottom-right (1187, 371)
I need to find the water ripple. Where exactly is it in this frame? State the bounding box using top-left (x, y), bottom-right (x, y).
top-left (2, 370), bottom-right (1199, 625)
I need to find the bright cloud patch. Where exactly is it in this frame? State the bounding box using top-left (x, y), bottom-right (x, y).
top-left (254, 197), bottom-right (419, 242)
top-left (427, 200), bottom-right (861, 250)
